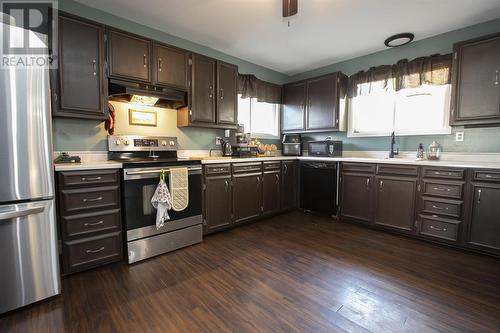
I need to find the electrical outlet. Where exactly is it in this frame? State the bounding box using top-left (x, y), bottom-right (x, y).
top-left (215, 137), bottom-right (222, 145)
top-left (455, 132), bottom-right (464, 142)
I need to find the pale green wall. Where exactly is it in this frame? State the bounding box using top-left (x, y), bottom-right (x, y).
top-left (53, 1), bottom-right (500, 153)
top-left (293, 18), bottom-right (500, 153)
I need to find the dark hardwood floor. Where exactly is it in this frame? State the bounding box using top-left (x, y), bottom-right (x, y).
top-left (2, 211), bottom-right (500, 333)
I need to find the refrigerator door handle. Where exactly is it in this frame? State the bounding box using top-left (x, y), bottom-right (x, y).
top-left (0, 206), bottom-right (45, 220)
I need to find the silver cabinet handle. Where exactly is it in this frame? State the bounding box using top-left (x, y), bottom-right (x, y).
top-left (366, 178), bottom-right (370, 189)
top-left (92, 59), bottom-right (97, 76)
top-left (379, 180), bottom-right (384, 192)
top-left (256, 176), bottom-right (261, 187)
top-left (477, 189), bottom-right (482, 204)
top-left (224, 180), bottom-right (229, 192)
top-left (158, 57), bottom-right (162, 72)
top-left (84, 220), bottom-right (104, 227)
top-left (430, 225), bottom-right (447, 232)
top-left (284, 164), bottom-right (288, 173)
top-left (143, 54), bottom-right (147, 67)
top-left (275, 173), bottom-right (280, 185)
top-left (431, 205), bottom-right (448, 211)
top-left (433, 187), bottom-right (451, 192)
top-left (83, 196), bottom-right (103, 203)
top-left (220, 88), bottom-right (224, 100)
top-left (81, 176), bottom-right (102, 182)
top-left (209, 85), bottom-right (213, 99)
top-left (86, 247), bottom-right (105, 254)
top-left (495, 70), bottom-right (498, 85)
top-left (0, 206), bottom-right (44, 220)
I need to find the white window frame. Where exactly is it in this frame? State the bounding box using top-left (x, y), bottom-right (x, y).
top-left (238, 95), bottom-right (280, 139)
top-left (347, 84), bottom-right (452, 138)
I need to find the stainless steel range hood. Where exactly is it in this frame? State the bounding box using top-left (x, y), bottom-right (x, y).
top-left (108, 79), bottom-right (187, 109)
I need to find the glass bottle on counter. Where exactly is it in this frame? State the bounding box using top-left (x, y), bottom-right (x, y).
top-left (427, 141), bottom-right (442, 160)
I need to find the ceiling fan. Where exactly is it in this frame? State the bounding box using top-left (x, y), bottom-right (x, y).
top-left (282, 0), bottom-right (298, 26)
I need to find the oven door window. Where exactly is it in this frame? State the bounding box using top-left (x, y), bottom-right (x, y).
top-left (123, 173), bottom-right (202, 231)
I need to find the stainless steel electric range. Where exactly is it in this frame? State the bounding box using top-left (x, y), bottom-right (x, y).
top-left (108, 135), bottom-right (202, 264)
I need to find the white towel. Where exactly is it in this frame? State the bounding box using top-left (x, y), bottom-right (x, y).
top-left (151, 177), bottom-right (172, 229)
top-left (169, 167), bottom-right (189, 212)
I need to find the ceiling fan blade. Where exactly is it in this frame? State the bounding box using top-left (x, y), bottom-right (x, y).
top-left (282, 0), bottom-right (298, 18)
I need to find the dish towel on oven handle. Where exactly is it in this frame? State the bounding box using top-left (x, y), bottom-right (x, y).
top-left (169, 167), bottom-right (189, 212)
top-left (151, 170), bottom-right (172, 229)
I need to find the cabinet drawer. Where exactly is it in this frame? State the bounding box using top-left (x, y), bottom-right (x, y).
top-left (62, 209), bottom-right (121, 239)
top-left (204, 164), bottom-right (231, 176)
top-left (473, 170), bottom-right (500, 183)
top-left (419, 215), bottom-right (460, 242)
top-left (58, 169), bottom-right (119, 188)
top-left (63, 232), bottom-right (122, 273)
top-left (377, 164), bottom-right (419, 177)
top-left (421, 197), bottom-right (462, 219)
top-left (61, 186), bottom-right (120, 213)
top-left (232, 162), bottom-right (262, 174)
top-left (342, 163), bottom-right (376, 174)
top-left (263, 161), bottom-right (281, 171)
top-left (422, 167), bottom-right (464, 180)
top-left (423, 181), bottom-right (463, 199)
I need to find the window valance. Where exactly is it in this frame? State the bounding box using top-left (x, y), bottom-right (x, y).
top-left (238, 74), bottom-right (282, 104)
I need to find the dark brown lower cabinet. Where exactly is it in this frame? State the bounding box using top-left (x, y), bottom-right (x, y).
top-left (341, 173), bottom-right (374, 223)
top-left (262, 170), bottom-right (281, 215)
top-left (232, 172), bottom-right (262, 223)
top-left (374, 176), bottom-right (417, 233)
top-left (466, 183), bottom-right (500, 254)
top-left (281, 161), bottom-right (298, 210)
top-left (204, 175), bottom-right (232, 232)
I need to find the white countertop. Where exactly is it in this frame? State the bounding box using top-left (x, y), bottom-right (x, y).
top-left (54, 161), bottom-right (123, 171)
top-left (53, 156), bottom-right (500, 171)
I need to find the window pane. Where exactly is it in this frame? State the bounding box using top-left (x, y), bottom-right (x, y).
top-left (394, 84), bottom-right (450, 132)
top-left (237, 94), bottom-right (251, 133)
top-left (250, 99), bottom-right (278, 137)
top-left (351, 83), bottom-right (395, 134)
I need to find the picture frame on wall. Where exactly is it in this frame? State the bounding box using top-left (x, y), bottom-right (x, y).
top-left (129, 109), bottom-right (157, 127)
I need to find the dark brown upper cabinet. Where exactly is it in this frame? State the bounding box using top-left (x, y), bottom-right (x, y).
top-left (154, 43), bottom-right (188, 90)
top-left (282, 82), bottom-right (306, 132)
top-left (178, 54), bottom-right (238, 129)
top-left (451, 33), bottom-right (500, 126)
top-left (217, 61), bottom-right (238, 126)
top-left (108, 29), bottom-right (152, 83)
top-left (52, 15), bottom-right (107, 119)
top-left (282, 72), bottom-right (347, 134)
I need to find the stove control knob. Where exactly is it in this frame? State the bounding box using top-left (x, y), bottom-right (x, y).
top-left (161, 140), bottom-right (167, 146)
top-left (114, 139), bottom-right (121, 145)
top-left (169, 140), bottom-right (175, 146)
top-left (124, 140), bottom-right (130, 145)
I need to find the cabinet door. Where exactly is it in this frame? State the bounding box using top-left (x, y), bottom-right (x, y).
top-left (452, 35), bottom-right (500, 125)
top-left (54, 16), bottom-right (107, 119)
top-left (108, 30), bottom-right (151, 82)
top-left (467, 184), bottom-right (500, 253)
top-left (281, 161), bottom-right (298, 210)
top-left (282, 82), bottom-right (306, 132)
top-left (154, 44), bottom-right (188, 89)
top-left (217, 61), bottom-right (238, 126)
top-left (341, 173), bottom-right (374, 223)
top-left (191, 54), bottom-right (216, 124)
top-left (204, 176), bottom-right (232, 232)
top-left (232, 174), bottom-right (262, 223)
top-left (263, 171), bottom-right (281, 215)
top-left (374, 177), bottom-right (417, 232)
top-left (306, 74), bottom-right (338, 131)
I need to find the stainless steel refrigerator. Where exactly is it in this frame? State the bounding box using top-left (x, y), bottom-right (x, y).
top-left (0, 22), bottom-right (61, 314)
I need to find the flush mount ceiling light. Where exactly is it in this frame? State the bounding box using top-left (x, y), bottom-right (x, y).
top-left (384, 33), bottom-right (415, 47)
top-left (282, 0), bottom-right (298, 27)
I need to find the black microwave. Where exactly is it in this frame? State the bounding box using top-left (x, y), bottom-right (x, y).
top-left (308, 140), bottom-right (343, 157)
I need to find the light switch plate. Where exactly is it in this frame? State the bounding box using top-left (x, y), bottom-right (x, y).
top-left (215, 137), bottom-right (222, 145)
top-left (455, 132), bottom-right (464, 142)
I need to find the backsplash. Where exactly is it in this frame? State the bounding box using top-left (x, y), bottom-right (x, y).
top-left (52, 102), bottom-right (224, 151)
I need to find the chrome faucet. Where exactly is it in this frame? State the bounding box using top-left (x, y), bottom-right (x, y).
top-left (389, 131), bottom-right (399, 158)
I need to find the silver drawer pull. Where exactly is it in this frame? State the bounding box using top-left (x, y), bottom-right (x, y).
top-left (84, 220), bottom-right (104, 227)
top-left (81, 176), bottom-right (102, 181)
top-left (83, 196), bottom-right (103, 202)
top-left (433, 187), bottom-right (451, 192)
top-left (431, 205), bottom-right (449, 210)
top-left (430, 225), bottom-right (447, 232)
top-left (86, 247), bottom-right (105, 254)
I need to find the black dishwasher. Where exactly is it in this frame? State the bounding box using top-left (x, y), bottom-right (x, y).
top-left (300, 161), bottom-right (338, 216)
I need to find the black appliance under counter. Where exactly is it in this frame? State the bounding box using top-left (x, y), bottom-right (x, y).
top-left (300, 161), bottom-right (339, 216)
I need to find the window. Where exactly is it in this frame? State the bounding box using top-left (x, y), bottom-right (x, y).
top-left (237, 94), bottom-right (280, 138)
top-left (348, 82), bottom-right (451, 137)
